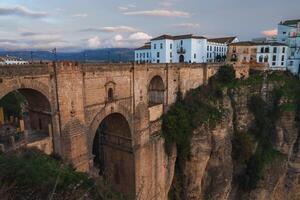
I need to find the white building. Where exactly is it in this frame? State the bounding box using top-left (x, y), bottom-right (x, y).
top-left (277, 19), bottom-right (300, 74)
top-left (0, 56), bottom-right (28, 65)
top-left (207, 37), bottom-right (238, 62)
top-left (256, 42), bottom-right (288, 70)
top-left (135, 34), bottom-right (238, 64)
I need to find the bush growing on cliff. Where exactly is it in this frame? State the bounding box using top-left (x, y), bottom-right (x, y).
top-left (216, 64), bottom-right (236, 84)
top-left (0, 148), bottom-right (124, 200)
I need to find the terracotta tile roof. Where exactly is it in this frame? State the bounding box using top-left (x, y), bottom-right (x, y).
top-left (228, 41), bottom-right (256, 46)
top-left (229, 41), bottom-right (288, 47)
top-left (151, 34), bottom-right (206, 41)
top-left (208, 36), bottom-right (237, 44)
top-left (255, 42), bottom-right (288, 46)
top-left (135, 43), bottom-right (151, 50)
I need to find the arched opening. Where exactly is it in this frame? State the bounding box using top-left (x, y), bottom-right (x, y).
top-left (92, 113), bottom-right (135, 198)
top-left (107, 88), bottom-right (114, 102)
top-left (0, 89), bottom-right (52, 153)
top-left (179, 55), bottom-right (185, 63)
top-left (148, 76), bottom-right (165, 107)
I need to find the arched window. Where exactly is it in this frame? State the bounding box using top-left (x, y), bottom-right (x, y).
top-left (108, 88), bottom-right (113, 102)
top-left (148, 76), bottom-right (165, 106)
top-left (259, 55), bottom-right (263, 63)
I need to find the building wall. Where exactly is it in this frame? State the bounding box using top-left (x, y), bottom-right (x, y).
top-left (135, 37), bottom-right (231, 64)
top-left (256, 45), bottom-right (288, 70)
top-left (277, 23), bottom-right (300, 74)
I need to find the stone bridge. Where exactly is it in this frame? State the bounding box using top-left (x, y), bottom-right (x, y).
top-left (0, 62), bottom-right (221, 199)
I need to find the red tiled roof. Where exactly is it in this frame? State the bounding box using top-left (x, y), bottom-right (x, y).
top-left (151, 34), bottom-right (206, 41)
top-left (208, 36), bottom-right (237, 44)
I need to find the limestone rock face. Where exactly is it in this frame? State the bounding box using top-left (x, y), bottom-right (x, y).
top-left (175, 83), bottom-right (300, 200)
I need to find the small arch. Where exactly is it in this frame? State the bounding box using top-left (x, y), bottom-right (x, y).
top-left (148, 75), bottom-right (165, 107)
top-left (179, 55), bottom-right (185, 63)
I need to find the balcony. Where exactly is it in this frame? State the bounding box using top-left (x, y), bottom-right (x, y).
top-left (177, 47), bottom-right (186, 54)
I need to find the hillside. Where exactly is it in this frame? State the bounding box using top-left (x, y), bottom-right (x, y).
top-left (0, 48), bottom-right (134, 63)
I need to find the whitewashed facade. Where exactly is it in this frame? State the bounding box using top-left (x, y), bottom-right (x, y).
top-left (256, 43), bottom-right (288, 70)
top-left (135, 34), bottom-right (238, 64)
top-left (0, 56), bottom-right (28, 65)
top-left (277, 19), bottom-right (300, 74)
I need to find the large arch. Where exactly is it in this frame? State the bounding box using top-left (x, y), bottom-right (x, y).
top-left (91, 112), bottom-right (135, 198)
top-left (0, 81), bottom-right (54, 153)
top-left (148, 75), bottom-right (165, 107)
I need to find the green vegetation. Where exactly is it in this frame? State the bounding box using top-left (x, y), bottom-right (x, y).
top-left (0, 148), bottom-right (124, 200)
top-left (164, 66), bottom-right (300, 197)
top-left (0, 91), bottom-right (26, 118)
top-left (165, 65), bottom-right (235, 199)
top-left (232, 71), bottom-right (300, 190)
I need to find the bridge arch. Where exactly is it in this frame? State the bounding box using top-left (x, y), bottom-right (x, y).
top-left (0, 79), bottom-right (54, 153)
top-left (148, 75), bottom-right (165, 106)
top-left (89, 105), bottom-right (135, 198)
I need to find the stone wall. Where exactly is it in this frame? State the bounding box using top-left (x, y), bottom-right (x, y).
top-left (0, 61), bottom-right (228, 199)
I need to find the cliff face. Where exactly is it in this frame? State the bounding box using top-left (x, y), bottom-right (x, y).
top-left (172, 72), bottom-right (300, 200)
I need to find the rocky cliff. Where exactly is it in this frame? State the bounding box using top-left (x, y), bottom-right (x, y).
top-left (165, 68), bottom-right (300, 200)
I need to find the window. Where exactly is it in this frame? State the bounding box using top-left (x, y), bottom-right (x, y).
top-left (283, 32), bottom-right (286, 35)
top-left (207, 46), bottom-right (209, 51)
top-left (170, 44), bottom-right (172, 49)
top-left (210, 53), bottom-right (212, 58)
top-left (273, 47), bottom-right (277, 53)
top-left (272, 55), bottom-right (276, 62)
top-left (194, 53), bottom-right (196, 59)
top-left (265, 47), bottom-right (269, 53)
top-left (154, 44), bottom-right (156, 49)
top-left (160, 43), bottom-right (163, 49)
top-left (259, 55), bottom-right (263, 62)
top-left (264, 55), bottom-right (268, 62)
top-left (272, 62), bottom-right (276, 66)
top-left (157, 52), bottom-right (160, 58)
top-left (210, 46), bottom-right (212, 51)
top-left (261, 47), bottom-right (264, 53)
top-left (281, 62), bottom-right (284, 66)
top-left (136, 53), bottom-right (139, 58)
top-left (207, 53), bottom-right (209, 58)
top-left (180, 40), bottom-right (183, 46)
top-left (140, 53), bottom-right (142, 58)
top-left (157, 59), bottom-right (160, 63)
top-left (214, 46), bottom-right (216, 51)
top-left (143, 53), bottom-right (145, 58)
top-left (282, 47), bottom-right (285, 53)
top-left (170, 52), bottom-right (172, 58)
top-left (147, 52), bottom-right (149, 58)
top-left (108, 88), bottom-right (113, 101)
top-left (281, 55), bottom-right (285, 61)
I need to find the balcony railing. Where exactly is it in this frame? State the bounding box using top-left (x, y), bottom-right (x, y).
top-left (177, 47), bottom-right (186, 54)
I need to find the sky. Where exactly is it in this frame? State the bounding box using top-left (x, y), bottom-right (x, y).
top-left (0, 0), bottom-right (299, 52)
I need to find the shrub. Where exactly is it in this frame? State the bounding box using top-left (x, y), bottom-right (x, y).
top-left (216, 65), bottom-right (236, 84)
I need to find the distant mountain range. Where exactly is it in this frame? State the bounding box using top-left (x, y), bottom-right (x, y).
top-left (0, 48), bottom-right (135, 63)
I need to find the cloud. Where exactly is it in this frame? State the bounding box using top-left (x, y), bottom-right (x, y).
top-left (87, 36), bottom-right (101, 48)
top-left (172, 23), bottom-right (200, 28)
top-left (114, 34), bottom-right (123, 41)
top-left (118, 4), bottom-right (136, 11)
top-left (72, 13), bottom-right (88, 18)
top-left (123, 9), bottom-right (190, 18)
top-left (0, 5), bottom-right (48, 18)
top-left (129, 32), bottom-right (152, 41)
top-left (80, 26), bottom-right (137, 33)
top-left (261, 29), bottom-right (277, 37)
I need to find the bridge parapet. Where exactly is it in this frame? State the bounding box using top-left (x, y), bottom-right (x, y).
top-left (0, 63), bottom-right (51, 77)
